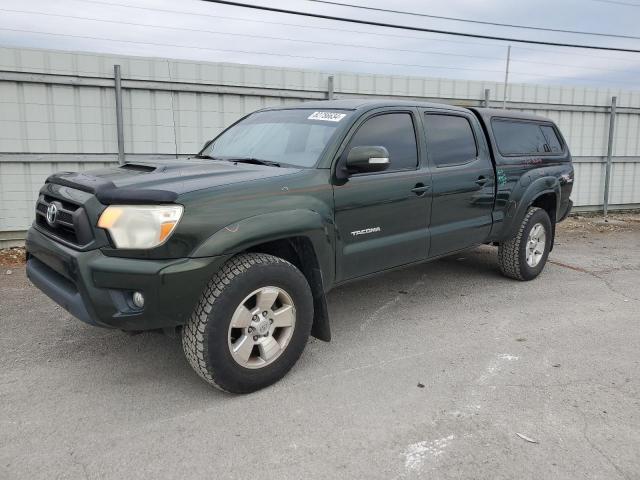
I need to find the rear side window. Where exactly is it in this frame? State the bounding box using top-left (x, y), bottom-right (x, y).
top-left (492, 119), bottom-right (563, 155)
top-left (540, 125), bottom-right (563, 153)
top-left (347, 113), bottom-right (418, 171)
top-left (424, 114), bottom-right (477, 167)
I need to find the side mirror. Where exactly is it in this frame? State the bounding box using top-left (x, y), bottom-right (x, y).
top-left (345, 146), bottom-right (390, 174)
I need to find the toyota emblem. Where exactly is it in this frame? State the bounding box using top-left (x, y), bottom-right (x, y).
top-left (46, 203), bottom-right (58, 226)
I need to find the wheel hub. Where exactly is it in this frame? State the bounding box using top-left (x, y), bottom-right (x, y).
top-left (227, 286), bottom-right (296, 369)
top-left (253, 314), bottom-right (271, 336)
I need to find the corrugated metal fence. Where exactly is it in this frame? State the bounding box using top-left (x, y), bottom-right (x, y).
top-left (1, 47), bottom-right (639, 247)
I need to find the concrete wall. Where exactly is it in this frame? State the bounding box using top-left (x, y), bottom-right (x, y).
top-left (1, 47), bottom-right (639, 247)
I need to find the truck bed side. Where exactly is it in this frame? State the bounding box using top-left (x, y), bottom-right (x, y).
top-left (468, 108), bottom-right (574, 243)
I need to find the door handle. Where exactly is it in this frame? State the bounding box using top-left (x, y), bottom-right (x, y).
top-left (411, 183), bottom-right (431, 196)
top-left (475, 176), bottom-right (488, 186)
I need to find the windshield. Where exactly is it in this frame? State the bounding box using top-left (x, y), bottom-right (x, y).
top-left (200, 109), bottom-right (351, 168)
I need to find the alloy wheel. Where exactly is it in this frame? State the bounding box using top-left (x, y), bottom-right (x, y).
top-left (525, 222), bottom-right (546, 267)
top-left (227, 286), bottom-right (296, 369)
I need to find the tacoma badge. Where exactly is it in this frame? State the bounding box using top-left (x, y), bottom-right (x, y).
top-left (351, 227), bottom-right (381, 236)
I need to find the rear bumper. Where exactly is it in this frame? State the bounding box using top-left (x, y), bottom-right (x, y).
top-left (26, 227), bottom-right (230, 331)
top-left (558, 199), bottom-right (573, 222)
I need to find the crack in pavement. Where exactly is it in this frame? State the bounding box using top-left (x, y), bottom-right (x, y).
top-left (500, 381), bottom-right (638, 402)
top-left (575, 404), bottom-right (631, 480)
top-left (548, 259), bottom-right (640, 302)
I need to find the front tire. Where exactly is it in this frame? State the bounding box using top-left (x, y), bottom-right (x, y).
top-left (498, 207), bottom-right (552, 281)
top-left (182, 253), bottom-right (313, 393)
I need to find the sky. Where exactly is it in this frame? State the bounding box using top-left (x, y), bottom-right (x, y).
top-left (1, 0), bottom-right (640, 89)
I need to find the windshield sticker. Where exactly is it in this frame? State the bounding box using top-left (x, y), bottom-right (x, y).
top-left (308, 111), bottom-right (347, 122)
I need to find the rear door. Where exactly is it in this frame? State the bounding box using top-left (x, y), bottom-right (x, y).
top-left (333, 109), bottom-right (432, 281)
top-left (421, 110), bottom-right (495, 258)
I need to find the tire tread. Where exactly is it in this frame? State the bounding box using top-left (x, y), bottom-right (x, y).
top-left (498, 207), bottom-right (542, 281)
top-left (182, 253), bottom-right (293, 393)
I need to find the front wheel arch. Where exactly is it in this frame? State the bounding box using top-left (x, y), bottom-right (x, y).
top-left (243, 236), bottom-right (331, 342)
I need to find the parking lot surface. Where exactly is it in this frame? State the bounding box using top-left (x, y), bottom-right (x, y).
top-left (1, 215), bottom-right (639, 479)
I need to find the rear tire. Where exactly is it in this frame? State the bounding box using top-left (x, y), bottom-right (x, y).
top-left (498, 207), bottom-right (552, 281)
top-left (182, 253), bottom-right (313, 393)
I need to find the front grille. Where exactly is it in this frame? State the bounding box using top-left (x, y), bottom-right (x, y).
top-left (35, 195), bottom-right (93, 247)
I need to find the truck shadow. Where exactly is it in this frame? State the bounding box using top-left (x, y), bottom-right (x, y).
top-left (25, 246), bottom-right (504, 401)
top-left (325, 245), bottom-right (505, 339)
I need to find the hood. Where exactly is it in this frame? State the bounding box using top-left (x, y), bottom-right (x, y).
top-left (46, 158), bottom-right (301, 204)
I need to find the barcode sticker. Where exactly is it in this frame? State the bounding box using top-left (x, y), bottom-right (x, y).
top-left (308, 111), bottom-right (347, 122)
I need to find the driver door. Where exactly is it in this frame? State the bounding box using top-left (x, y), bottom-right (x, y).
top-left (333, 110), bottom-right (432, 281)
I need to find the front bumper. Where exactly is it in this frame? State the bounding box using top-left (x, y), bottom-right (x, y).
top-left (26, 227), bottom-right (230, 331)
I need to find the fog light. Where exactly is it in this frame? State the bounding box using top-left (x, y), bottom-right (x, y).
top-left (132, 291), bottom-right (145, 309)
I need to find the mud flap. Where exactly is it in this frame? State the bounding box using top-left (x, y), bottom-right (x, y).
top-left (310, 267), bottom-right (331, 342)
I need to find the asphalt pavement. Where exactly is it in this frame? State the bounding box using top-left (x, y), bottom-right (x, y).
top-left (1, 217), bottom-right (639, 479)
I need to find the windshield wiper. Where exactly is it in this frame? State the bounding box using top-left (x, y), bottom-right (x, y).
top-left (225, 157), bottom-right (281, 167)
top-left (193, 154), bottom-right (282, 167)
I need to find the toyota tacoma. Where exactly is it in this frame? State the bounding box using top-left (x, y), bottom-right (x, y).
top-left (26, 100), bottom-right (574, 393)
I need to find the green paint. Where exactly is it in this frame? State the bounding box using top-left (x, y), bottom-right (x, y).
top-left (497, 169), bottom-right (507, 186)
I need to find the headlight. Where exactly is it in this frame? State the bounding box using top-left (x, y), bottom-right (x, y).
top-left (97, 205), bottom-right (183, 249)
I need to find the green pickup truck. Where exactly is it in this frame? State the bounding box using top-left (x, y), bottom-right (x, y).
top-left (26, 99), bottom-right (574, 393)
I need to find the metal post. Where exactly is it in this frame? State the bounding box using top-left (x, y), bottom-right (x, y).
top-left (502, 45), bottom-right (511, 109)
top-left (484, 88), bottom-right (490, 108)
top-left (114, 65), bottom-right (125, 165)
top-left (327, 75), bottom-right (334, 100)
top-left (603, 95), bottom-right (617, 219)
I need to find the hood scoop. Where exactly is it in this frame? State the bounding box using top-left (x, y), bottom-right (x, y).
top-left (120, 163), bottom-right (158, 173)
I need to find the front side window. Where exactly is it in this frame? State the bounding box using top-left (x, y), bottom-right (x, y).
top-left (347, 113), bottom-right (418, 172)
top-left (201, 109), bottom-right (350, 167)
top-left (424, 114), bottom-right (478, 167)
top-left (492, 119), bottom-right (562, 156)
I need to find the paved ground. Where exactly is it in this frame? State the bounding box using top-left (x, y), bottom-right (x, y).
top-left (1, 215), bottom-right (639, 480)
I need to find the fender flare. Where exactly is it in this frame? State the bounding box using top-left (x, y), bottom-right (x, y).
top-left (192, 210), bottom-right (332, 268)
top-left (500, 176), bottom-right (561, 241)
